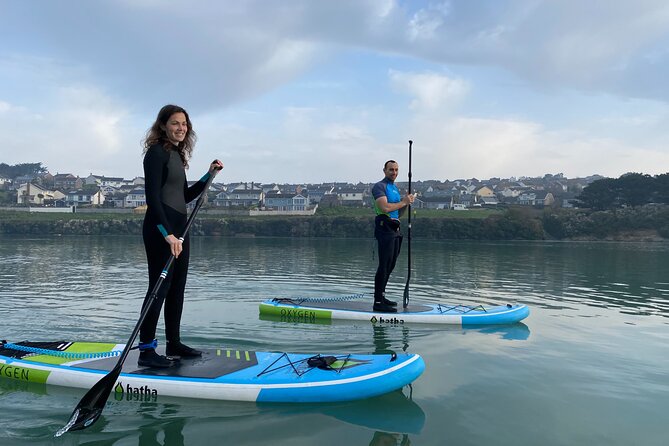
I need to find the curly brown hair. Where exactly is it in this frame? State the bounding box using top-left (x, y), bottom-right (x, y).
top-left (142, 104), bottom-right (197, 167)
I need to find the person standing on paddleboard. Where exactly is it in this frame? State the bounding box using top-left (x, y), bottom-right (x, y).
top-left (372, 160), bottom-right (414, 313)
top-left (139, 104), bottom-right (223, 368)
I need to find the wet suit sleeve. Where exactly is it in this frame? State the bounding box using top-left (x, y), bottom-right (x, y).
top-left (143, 145), bottom-right (174, 237)
top-left (183, 171), bottom-right (211, 204)
top-left (372, 181), bottom-right (386, 201)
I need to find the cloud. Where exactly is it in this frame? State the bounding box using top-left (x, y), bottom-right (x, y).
top-left (389, 70), bottom-right (469, 111)
top-left (407, 2), bottom-right (451, 41)
top-left (0, 101), bottom-right (17, 113)
top-left (4, 0), bottom-right (669, 106)
top-left (0, 84), bottom-right (136, 177)
top-left (2, 0), bottom-right (669, 184)
top-left (408, 115), bottom-right (669, 180)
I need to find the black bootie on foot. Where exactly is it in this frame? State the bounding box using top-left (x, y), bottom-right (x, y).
top-left (166, 341), bottom-right (202, 358)
top-left (373, 301), bottom-right (398, 313)
top-left (381, 294), bottom-right (398, 307)
top-left (138, 348), bottom-right (179, 368)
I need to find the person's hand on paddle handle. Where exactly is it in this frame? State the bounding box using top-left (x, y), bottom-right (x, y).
top-left (165, 234), bottom-right (183, 258)
top-left (209, 159), bottom-right (224, 175)
top-left (402, 193), bottom-right (415, 207)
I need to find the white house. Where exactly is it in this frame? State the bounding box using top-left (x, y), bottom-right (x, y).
top-left (124, 188), bottom-right (146, 208)
top-left (91, 190), bottom-right (106, 206)
top-left (85, 174), bottom-right (125, 188)
top-left (16, 183), bottom-right (52, 205)
top-left (336, 187), bottom-right (366, 206)
top-left (264, 191), bottom-right (307, 211)
top-left (214, 182), bottom-right (263, 207)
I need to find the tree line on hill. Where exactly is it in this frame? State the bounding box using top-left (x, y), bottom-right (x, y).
top-left (576, 172), bottom-right (669, 210)
top-left (0, 162), bottom-right (47, 179)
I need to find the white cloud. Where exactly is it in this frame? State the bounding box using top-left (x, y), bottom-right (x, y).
top-left (0, 101), bottom-right (14, 113)
top-left (2, 1), bottom-right (669, 183)
top-left (1, 84), bottom-right (135, 177)
top-left (408, 115), bottom-right (669, 180)
top-left (321, 123), bottom-right (372, 142)
top-left (389, 70), bottom-right (469, 111)
top-left (407, 2), bottom-right (450, 41)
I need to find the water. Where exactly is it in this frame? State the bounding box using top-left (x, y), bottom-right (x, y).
top-left (0, 235), bottom-right (667, 445)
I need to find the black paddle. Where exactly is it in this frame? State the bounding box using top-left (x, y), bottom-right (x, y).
top-left (56, 163), bottom-right (221, 436)
top-left (403, 140), bottom-right (413, 309)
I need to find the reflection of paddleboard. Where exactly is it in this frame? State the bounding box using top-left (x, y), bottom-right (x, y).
top-left (260, 297), bottom-right (530, 325)
top-left (0, 340), bottom-right (424, 403)
top-left (315, 390), bottom-right (425, 435)
top-left (477, 322), bottom-right (531, 340)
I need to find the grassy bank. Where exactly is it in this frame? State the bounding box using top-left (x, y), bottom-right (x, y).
top-left (2, 206), bottom-right (668, 240)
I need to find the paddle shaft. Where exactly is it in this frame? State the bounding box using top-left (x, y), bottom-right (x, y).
top-left (60, 165), bottom-right (220, 434)
top-left (403, 140), bottom-right (413, 308)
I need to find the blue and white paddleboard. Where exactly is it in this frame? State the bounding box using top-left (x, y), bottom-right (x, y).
top-left (260, 296), bottom-right (530, 325)
top-left (0, 341), bottom-right (424, 403)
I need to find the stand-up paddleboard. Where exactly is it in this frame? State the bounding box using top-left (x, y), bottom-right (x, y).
top-left (0, 341), bottom-right (424, 403)
top-left (259, 295), bottom-right (529, 325)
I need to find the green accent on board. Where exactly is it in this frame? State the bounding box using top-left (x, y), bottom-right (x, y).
top-left (219, 349), bottom-right (251, 361)
top-left (24, 342), bottom-right (118, 365)
top-left (0, 363), bottom-right (51, 384)
top-left (329, 359), bottom-right (370, 370)
top-left (258, 303), bottom-right (333, 321)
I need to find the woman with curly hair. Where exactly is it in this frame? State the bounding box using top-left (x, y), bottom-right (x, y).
top-left (138, 104), bottom-right (223, 368)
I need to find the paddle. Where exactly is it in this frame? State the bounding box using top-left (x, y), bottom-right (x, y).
top-left (56, 163), bottom-right (221, 436)
top-left (403, 140), bottom-right (413, 309)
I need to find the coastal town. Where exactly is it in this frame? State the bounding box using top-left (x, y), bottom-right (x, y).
top-left (1, 164), bottom-right (602, 213)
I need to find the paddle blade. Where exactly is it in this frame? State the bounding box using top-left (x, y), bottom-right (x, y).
top-left (55, 366), bottom-right (121, 436)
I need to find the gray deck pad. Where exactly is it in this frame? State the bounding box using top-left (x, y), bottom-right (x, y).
top-left (76, 348), bottom-right (259, 379)
top-left (277, 299), bottom-right (433, 313)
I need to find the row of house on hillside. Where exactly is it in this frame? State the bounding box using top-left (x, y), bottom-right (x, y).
top-left (213, 183), bottom-right (331, 211)
top-left (14, 173), bottom-right (145, 207)
top-left (15, 182), bottom-right (145, 208)
top-left (15, 179), bottom-right (558, 210)
top-left (415, 182), bottom-right (564, 208)
top-left (7, 169), bottom-right (594, 210)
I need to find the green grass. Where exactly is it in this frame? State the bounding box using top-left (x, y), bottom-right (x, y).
top-left (0, 210), bottom-right (143, 221)
top-left (0, 206), bottom-right (503, 222)
top-left (411, 208), bottom-right (502, 219)
top-left (315, 206), bottom-right (502, 219)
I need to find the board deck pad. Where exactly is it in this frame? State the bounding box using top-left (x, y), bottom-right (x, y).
top-left (276, 299), bottom-right (434, 313)
top-left (77, 348), bottom-right (259, 379)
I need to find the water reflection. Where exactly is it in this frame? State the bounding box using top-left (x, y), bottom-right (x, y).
top-left (2, 236), bottom-right (667, 445)
top-left (136, 404), bottom-right (187, 446)
top-left (369, 431), bottom-right (410, 446)
top-left (3, 236), bottom-right (667, 331)
top-left (474, 322), bottom-right (530, 341)
top-left (0, 378), bottom-right (424, 445)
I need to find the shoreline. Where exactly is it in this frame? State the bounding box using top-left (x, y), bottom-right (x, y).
top-left (3, 205), bottom-right (669, 241)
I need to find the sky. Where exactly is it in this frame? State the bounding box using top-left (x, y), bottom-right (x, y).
top-left (1, 0), bottom-right (669, 184)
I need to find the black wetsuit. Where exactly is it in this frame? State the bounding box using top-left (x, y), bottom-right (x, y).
top-left (372, 178), bottom-right (403, 302)
top-left (139, 143), bottom-right (209, 346)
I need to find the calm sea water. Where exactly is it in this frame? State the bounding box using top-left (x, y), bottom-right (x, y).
top-left (0, 235), bottom-right (667, 445)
